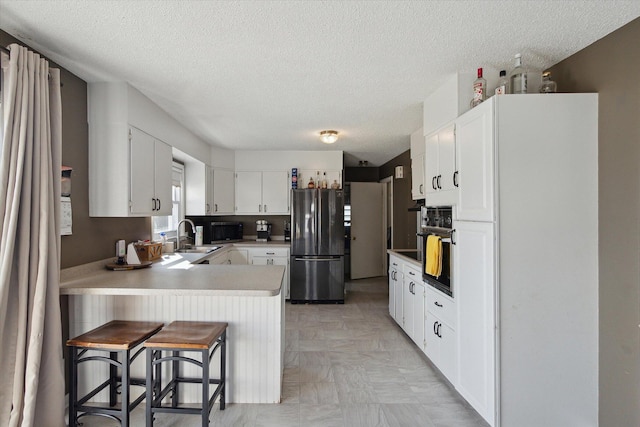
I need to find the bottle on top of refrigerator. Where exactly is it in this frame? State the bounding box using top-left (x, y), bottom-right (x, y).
top-left (539, 71), bottom-right (558, 93)
top-left (321, 172), bottom-right (328, 189)
top-left (495, 70), bottom-right (509, 95)
top-left (470, 67), bottom-right (487, 107)
top-left (509, 53), bottom-right (527, 94)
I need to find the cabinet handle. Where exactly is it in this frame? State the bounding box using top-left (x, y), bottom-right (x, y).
top-left (436, 175), bottom-right (442, 189)
top-left (215, 204), bottom-right (218, 212)
top-left (408, 271), bottom-right (415, 276)
top-left (259, 205), bottom-right (262, 212)
top-left (451, 229), bottom-right (456, 245)
top-left (431, 176), bottom-right (437, 190)
top-left (434, 301), bottom-right (443, 307)
top-left (157, 198), bottom-right (161, 211)
top-left (437, 323), bottom-right (442, 338)
top-left (453, 171), bottom-right (459, 188)
top-left (264, 204), bottom-right (268, 212)
top-left (206, 203), bottom-right (210, 213)
top-left (419, 184), bottom-right (423, 194)
top-left (151, 198), bottom-right (156, 211)
top-left (433, 321), bottom-right (438, 335)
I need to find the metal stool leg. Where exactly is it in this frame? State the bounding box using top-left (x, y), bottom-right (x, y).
top-left (121, 349), bottom-right (130, 427)
top-left (202, 348), bottom-right (209, 427)
top-left (220, 330), bottom-right (226, 410)
top-left (172, 350), bottom-right (179, 407)
top-left (109, 351), bottom-right (118, 407)
top-left (146, 349), bottom-right (154, 427)
top-left (68, 346), bottom-right (78, 427)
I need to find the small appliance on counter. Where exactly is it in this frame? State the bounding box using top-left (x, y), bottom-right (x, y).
top-left (284, 220), bottom-right (291, 242)
top-left (256, 220), bottom-right (272, 242)
top-left (208, 221), bottom-right (243, 243)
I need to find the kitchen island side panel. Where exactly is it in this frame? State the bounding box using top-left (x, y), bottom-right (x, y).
top-left (68, 292), bottom-right (284, 404)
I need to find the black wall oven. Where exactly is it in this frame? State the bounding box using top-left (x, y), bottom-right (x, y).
top-left (418, 206), bottom-right (454, 297)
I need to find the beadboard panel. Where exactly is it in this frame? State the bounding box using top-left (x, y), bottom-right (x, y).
top-left (68, 293), bottom-right (284, 404)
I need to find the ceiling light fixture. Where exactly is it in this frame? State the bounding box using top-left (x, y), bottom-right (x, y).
top-left (319, 130), bottom-right (338, 144)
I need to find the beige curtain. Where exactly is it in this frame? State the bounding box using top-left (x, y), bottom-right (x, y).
top-left (0, 44), bottom-right (65, 427)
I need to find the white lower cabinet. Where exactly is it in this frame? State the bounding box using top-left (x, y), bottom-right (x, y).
top-left (425, 285), bottom-right (457, 384)
top-left (455, 221), bottom-right (495, 425)
top-left (249, 247), bottom-right (290, 299)
top-left (388, 255), bottom-right (402, 320)
top-left (402, 263), bottom-right (426, 350)
top-left (209, 248), bottom-right (249, 265)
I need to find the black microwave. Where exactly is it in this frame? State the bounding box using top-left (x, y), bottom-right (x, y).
top-left (208, 221), bottom-right (243, 243)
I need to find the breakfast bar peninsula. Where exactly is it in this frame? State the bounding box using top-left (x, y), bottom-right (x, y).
top-left (60, 251), bottom-right (285, 404)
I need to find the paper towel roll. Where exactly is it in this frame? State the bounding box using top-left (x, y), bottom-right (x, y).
top-left (126, 243), bottom-right (141, 265)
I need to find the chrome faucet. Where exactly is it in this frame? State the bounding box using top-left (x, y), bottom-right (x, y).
top-left (177, 219), bottom-right (196, 251)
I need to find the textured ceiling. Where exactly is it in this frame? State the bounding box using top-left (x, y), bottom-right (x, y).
top-left (1, 1), bottom-right (639, 166)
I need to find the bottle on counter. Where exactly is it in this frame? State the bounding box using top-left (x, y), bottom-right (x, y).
top-left (509, 53), bottom-right (528, 94)
top-left (495, 70), bottom-right (509, 95)
top-left (539, 71), bottom-right (558, 93)
top-left (470, 67), bottom-right (487, 107)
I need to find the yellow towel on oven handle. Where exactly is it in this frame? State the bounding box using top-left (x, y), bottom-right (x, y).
top-left (425, 234), bottom-right (443, 277)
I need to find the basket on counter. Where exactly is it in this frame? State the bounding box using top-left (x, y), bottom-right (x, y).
top-left (134, 242), bottom-right (163, 261)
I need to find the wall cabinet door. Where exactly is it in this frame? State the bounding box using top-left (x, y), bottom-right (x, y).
top-left (130, 127), bottom-right (172, 216)
top-left (455, 99), bottom-right (494, 222)
top-left (410, 128), bottom-right (426, 200)
top-left (424, 124), bottom-right (457, 205)
top-left (411, 153), bottom-right (425, 199)
top-left (213, 169), bottom-right (235, 214)
top-left (235, 171), bottom-right (289, 214)
top-left (261, 171), bottom-right (289, 214)
top-left (235, 171), bottom-right (262, 214)
top-left (455, 220), bottom-right (495, 424)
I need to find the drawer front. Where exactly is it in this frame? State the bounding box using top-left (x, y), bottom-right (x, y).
top-left (249, 247), bottom-right (289, 257)
top-left (426, 285), bottom-right (456, 327)
top-left (403, 264), bottom-right (422, 282)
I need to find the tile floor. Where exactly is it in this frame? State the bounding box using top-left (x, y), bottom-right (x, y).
top-left (75, 276), bottom-right (488, 426)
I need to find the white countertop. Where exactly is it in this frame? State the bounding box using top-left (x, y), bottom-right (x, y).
top-left (387, 249), bottom-right (422, 267)
top-left (60, 248), bottom-right (286, 297)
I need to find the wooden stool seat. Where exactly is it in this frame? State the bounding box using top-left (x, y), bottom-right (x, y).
top-left (67, 320), bottom-right (164, 350)
top-left (144, 321), bottom-right (228, 349)
top-left (144, 321), bottom-right (228, 427)
top-left (67, 320), bottom-right (164, 427)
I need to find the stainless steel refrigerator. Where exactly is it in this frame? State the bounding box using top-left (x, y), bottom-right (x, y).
top-left (290, 188), bottom-right (345, 303)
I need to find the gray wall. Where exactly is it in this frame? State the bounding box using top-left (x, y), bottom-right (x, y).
top-left (380, 150), bottom-right (416, 250)
top-left (0, 30), bottom-right (151, 269)
top-left (549, 17), bottom-right (640, 426)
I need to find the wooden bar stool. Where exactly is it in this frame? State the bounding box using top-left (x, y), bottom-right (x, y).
top-left (144, 321), bottom-right (228, 427)
top-left (67, 320), bottom-right (164, 427)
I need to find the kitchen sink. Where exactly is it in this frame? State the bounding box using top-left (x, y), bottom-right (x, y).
top-left (175, 246), bottom-right (220, 254)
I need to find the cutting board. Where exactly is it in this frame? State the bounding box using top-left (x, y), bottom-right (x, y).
top-left (105, 261), bottom-right (152, 271)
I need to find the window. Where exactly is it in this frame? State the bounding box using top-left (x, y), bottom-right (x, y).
top-left (152, 161), bottom-right (184, 240)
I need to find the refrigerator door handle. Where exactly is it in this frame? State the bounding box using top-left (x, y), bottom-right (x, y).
top-left (294, 257), bottom-right (341, 262)
top-left (316, 190), bottom-right (321, 252)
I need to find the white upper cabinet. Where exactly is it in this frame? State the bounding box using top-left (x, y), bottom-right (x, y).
top-left (455, 99), bottom-right (495, 222)
top-left (235, 170), bottom-right (290, 215)
top-left (424, 123), bottom-right (457, 206)
top-left (410, 128), bottom-right (425, 200)
top-left (88, 82), bottom-right (212, 217)
top-left (129, 128), bottom-right (173, 216)
top-left (212, 169), bottom-right (235, 215)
